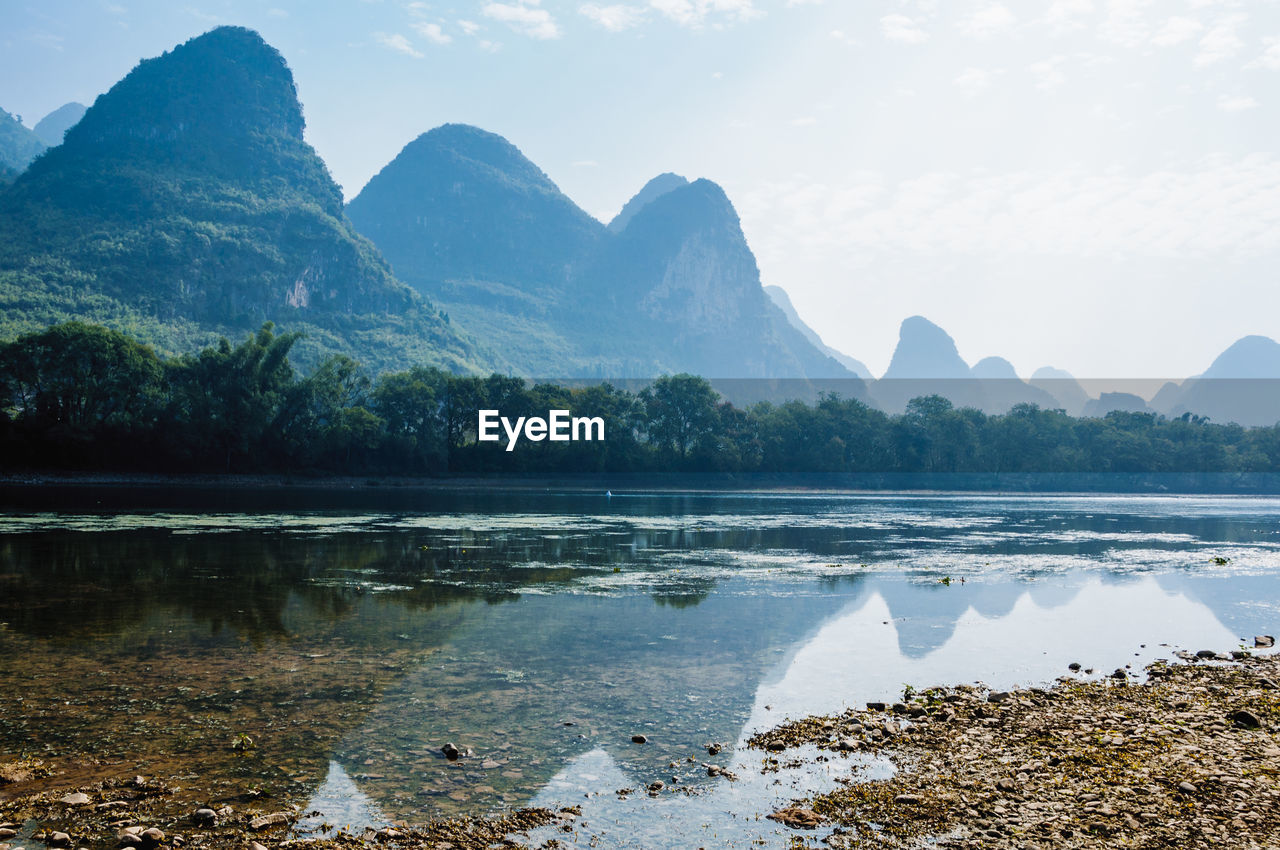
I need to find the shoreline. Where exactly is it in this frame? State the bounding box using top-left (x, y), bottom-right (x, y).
top-left (749, 651), bottom-right (1280, 849)
top-left (3, 470), bottom-right (1280, 498)
top-left (2, 651), bottom-right (1276, 849)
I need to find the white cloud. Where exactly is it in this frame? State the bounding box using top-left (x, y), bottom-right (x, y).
top-left (412, 21), bottom-right (452, 44)
top-left (960, 3), bottom-right (1015, 39)
top-left (373, 31), bottom-right (423, 57)
top-left (953, 67), bottom-right (1000, 97)
top-left (738, 157), bottom-right (1280, 263)
top-left (483, 0), bottom-right (561, 39)
top-left (1028, 55), bottom-right (1067, 90)
top-left (458, 18), bottom-right (481, 34)
top-left (1044, 0), bottom-right (1093, 33)
top-left (1217, 94), bottom-right (1257, 111)
top-left (1195, 14), bottom-right (1246, 66)
top-left (880, 14), bottom-right (928, 44)
top-left (579, 3), bottom-right (646, 30)
top-left (1247, 36), bottom-right (1280, 71)
top-left (1150, 16), bottom-right (1201, 47)
top-left (647, 0), bottom-right (762, 28)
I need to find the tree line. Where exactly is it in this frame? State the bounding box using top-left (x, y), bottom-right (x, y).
top-left (2, 321), bottom-right (1279, 477)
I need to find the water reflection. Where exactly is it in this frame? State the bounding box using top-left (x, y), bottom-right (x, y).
top-left (0, 491), bottom-right (1276, 848)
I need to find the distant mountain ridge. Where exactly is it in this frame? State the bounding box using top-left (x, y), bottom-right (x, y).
top-left (0, 26), bottom-right (482, 372)
top-left (32, 102), bottom-right (87, 147)
top-left (349, 125), bottom-right (858, 382)
top-left (0, 108), bottom-right (45, 174)
top-left (764, 285), bottom-right (872, 379)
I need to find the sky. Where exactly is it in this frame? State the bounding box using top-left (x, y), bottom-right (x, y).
top-left (3, 0), bottom-right (1279, 379)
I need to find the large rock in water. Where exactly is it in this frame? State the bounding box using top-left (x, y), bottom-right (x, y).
top-left (0, 26), bottom-right (481, 372)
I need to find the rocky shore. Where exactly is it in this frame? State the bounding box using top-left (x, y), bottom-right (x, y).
top-left (750, 649), bottom-right (1280, 848)
top-left (0, 773), bottom-right (562, 850)
top-left (3, 650), bottom-right (1277, 849)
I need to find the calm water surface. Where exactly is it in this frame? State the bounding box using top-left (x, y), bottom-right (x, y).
top-left (0, 489), bottom-right (1277, 848)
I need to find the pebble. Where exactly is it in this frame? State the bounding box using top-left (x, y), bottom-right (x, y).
top-left (58, 793), bottom-right (91, 806)
top-left (0, 831), bottom-right (15, 841)
top-left (837, 738), bottom-right (858, 752)
top-left (140, 829), bottom-right (163, 847)
top-left (1068, 662), bottom-right (1082, 671)
top-left (647, 780), bottom-right (664, 793)
top-left (248, 813), bottom-right (289, 831)
top-left (705, 742), bottom-right (721, 755)
top-left (1231, 709), bottom-right (1261, 729)
top-left (630, 735), bottom-right (648, 744)
top-left (441, 742), bottom-right (461, 760)
top-left (47, 834), bottom-right (70, 849)
top-left (1178, 781), bottom-right (1198, 794)
top-left (1256, 635), bottom-right (1275, 648)
top-left (191, 809), bottom-right (215, 827)
top-left (987, 691), bottom-right (1010, 703)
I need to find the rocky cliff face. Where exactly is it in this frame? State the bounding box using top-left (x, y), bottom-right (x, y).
top-left (349, 130), bottom-right (859, 382)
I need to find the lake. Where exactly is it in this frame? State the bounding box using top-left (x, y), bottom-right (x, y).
top-left (0, 487), bottom-right (1276, 848)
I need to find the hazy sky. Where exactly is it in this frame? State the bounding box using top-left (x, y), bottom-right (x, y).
top-left (3, 0), bottom-right (1279, 378)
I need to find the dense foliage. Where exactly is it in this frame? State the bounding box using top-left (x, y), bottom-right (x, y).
top-left (0, 108), bottom-right (45, 172)
top-left (3, 322), bottom-right (1280, 479)
top-left (0, 28), bottom-right (483, 375)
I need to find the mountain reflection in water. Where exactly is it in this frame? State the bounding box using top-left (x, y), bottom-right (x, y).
top-left (0, 490), bottom-right (1275, 848)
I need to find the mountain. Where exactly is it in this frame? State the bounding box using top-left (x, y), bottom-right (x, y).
top-left (346, 123), bottom-right (605, 373)
top-left (1200, 335), bottom-right (1280, 379)
top-left (1161, 335), bottom-right (1280, 426)
top-left (970, 356), bottom-right (1018, 381)
top-left (0, 108), bottom-right (45, 173)
top-left (32, 102), bottom-right (87, 147)
top-left (571, 178), bottom-right (857, 380)
top-left (1030, 366), bottom-right (1091, 416)
top-left (0, 27), bottom-right (481, 372)
top-left (1082, 392), bottom-right (1151, 418)
top-left (764, 285), bottom-right (872, 379)
top-left (870, 319), bottom-right (1064, 414)
top-left (880, 316), bottom-right (971, 380)
top-left (350, 132), bottom-right (858, 382)
top-left (608, 172), bottom-right (687, 233)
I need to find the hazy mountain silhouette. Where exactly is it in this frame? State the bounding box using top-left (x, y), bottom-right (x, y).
top-left (608, 172), bottom-right (688, 233)
top-left (1082, 392), bottom-right (1152, 418)
top-left (1030, 366), bottom-right (1092, 416)
top-left (350, 131), bottom-right (857, 381)
top-left (32, 102), bottom-right (87, 147)
top-left (765, 285), bottom-right (872, 379)
top-left (0, 108), bottom-right (45, 174)
top-left (571, 178), bottom-right (858, 379)
top-left (0, 27), bottom-right (482, 372)
top-left (1159, 335), bottom-right (1280, 426)
top-left (871, 316), bottom-right (985, 412)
